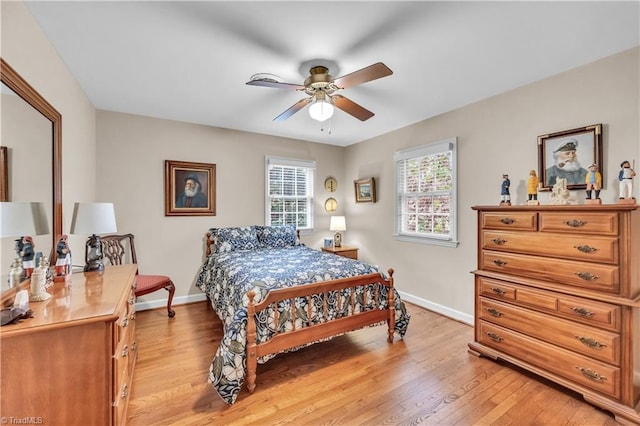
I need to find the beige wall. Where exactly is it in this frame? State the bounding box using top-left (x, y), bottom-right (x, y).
top-left (345, 47), bottom-right (640, 322)
top-left (1, 1), bottom-right (97, 260)
top-left (96, 111), bottom-right (345, 305)
top-left (5, 0), bottom-right (638, 321)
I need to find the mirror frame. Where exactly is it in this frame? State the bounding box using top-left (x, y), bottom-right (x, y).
top-left (1, 58), bottom-right (62, 262)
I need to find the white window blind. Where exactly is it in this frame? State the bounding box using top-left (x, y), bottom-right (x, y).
top-left (265, 156), bottom-right (315, 230)
top-left (394, 137), bottom-right (458, 247)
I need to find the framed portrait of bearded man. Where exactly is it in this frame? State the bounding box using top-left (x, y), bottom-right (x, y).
top-left (165, 160), bottom-right (216, 216)
top-left (538, 124), bottom-right (603, 191)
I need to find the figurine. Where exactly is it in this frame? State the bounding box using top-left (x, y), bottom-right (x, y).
top-left (55, 235), bottom-right (72, 281)
top-left (21, 236), bottom-right (35, 278)
top-left (618, 160), bottom-right (636, 200)
top-left (549, 178), bottom-right (578, 205)
top-left (527, 170), bottom-right (539, 204)
top-left (585, 163), bottom-right (602, 202)
top-left (500, 174), bottom-right (511, 205)
top-left (29, 256), bottom-right (52, 302)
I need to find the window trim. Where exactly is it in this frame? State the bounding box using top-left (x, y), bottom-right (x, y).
top-left (264, 156), bottom-right (316, 231)
top-left (393, 137), bottom-right (459, 248)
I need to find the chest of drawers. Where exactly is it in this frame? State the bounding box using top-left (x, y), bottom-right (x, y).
top-left (469, 205), bottom-right (640, 424)
top-left (0, 264), bottom-right (138, 426)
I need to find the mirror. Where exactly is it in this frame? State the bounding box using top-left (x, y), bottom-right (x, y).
top-left (0, 58), bottom-right (62, 297)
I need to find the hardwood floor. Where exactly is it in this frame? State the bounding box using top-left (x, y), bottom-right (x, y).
top-left (127, 302), bottom-right (620, 425)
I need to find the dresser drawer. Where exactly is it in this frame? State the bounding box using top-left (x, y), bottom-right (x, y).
top-left (482, 231), bottom-right (618, 264)
top-left (482, 250), bottom-right (619, 293)
top-left (478, 321), bottom-right (621, 399)
top-left (479, 297), bottom-right (620, 365)
top-left (478, 277), bottom-right (516, 300)
top-left (539, 212), bottom-right (618, 236)
top-left (481, 212), bottom-right (537, 231)
top-left (477, 276), bottom-right (622, 332)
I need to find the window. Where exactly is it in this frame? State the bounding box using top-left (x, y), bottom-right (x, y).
top-left (265, 156), bottom-right (315, 230)
top-left (394, 137), bottom-right (458, 247)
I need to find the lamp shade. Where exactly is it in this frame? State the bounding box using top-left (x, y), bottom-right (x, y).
top-left (0, 202), bottom-right (50, 238)
top-left (309, 99), bottom-right (334, 122)
top-left (329, 215), bottom-right (346, 232)
top-left (70, 202), bottom-right (117, 235)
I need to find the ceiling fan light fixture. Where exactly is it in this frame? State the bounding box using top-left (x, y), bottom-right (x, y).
top-left (309, 99), bottom-right (334, 122)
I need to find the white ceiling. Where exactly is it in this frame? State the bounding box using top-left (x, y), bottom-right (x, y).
top-left (25, 1), bottom-right (639, 147)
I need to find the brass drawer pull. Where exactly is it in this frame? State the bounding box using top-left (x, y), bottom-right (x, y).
top-left (486, 332), bottom-right (503, 342)
top-left (574, 245), bottom-right (598, 254)
top-left (122, 345), bottom-right (129, 358)
top-left (121, 317), bottom-right (128, 328)
top-left (575, 272), bottom-right (599, 281)
top-left (570, 306), bottom-right (595, 318)
top-left (492, 238), bottom-right (507, 245)
top-left (491, 287), bottom-right (506, 296)
top-left (121, 384), bottom-right (129, 399)
top-left (564, 219), bottom-right (587, 228)
top-left (131, 342), bottom-right (137, 353)
top-left (576, 367), bottom-right (606, 382)
top-left (485, 308), bottom-right (503, 318)
top-left (576, 336), bottom-right (606, 349)
top-left (500, 218), bottom-right (514, 225)
top-left (492, 260), bottom-right (507, 267)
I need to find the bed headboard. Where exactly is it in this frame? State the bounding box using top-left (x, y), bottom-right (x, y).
top-left (205, 228), bottom-right (301, 257)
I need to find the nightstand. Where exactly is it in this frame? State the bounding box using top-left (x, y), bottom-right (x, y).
top-left (321, 246), bottom-right (358, 260)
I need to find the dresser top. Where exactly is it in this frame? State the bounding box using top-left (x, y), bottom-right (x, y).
top-left (472, 204), bottom-right (638, 212)
top-left (0, 264), bottom-right (137, 336)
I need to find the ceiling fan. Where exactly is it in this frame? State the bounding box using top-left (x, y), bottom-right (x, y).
top-left (246, 62), bottom-right (393, 122)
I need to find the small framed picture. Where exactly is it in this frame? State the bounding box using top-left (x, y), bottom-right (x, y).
top-left (323, 238), bottom-right (334, 248)
top-left (164, 160), bottom-right (216, 216)
top-left (354, 177), bottom-right (377, 203)
top-left (538, 124), bottom-right (603, 191)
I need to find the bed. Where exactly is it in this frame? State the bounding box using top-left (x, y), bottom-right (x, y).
top-left (195, 225), bottom-right (410, 404)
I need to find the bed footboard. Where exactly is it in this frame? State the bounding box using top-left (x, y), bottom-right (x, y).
top-left (245, 269), bottom-right (396, 393)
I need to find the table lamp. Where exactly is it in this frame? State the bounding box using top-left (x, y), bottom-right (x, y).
top-left (329, 215), bottom-right (346, 247)
top-left (70, 202), bottom-right (117, 272)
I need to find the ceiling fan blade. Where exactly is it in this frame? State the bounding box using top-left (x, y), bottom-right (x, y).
top-left (246, 80), bottom-right (305, 90)
top-left (332, 95), bottom-right (375, 121)
top-left (333, 62), bottom-right (393, 89)
top-left (273, 97), bottom-right (313, 122)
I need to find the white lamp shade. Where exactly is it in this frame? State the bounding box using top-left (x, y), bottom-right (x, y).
top-left (0, 202), bottom-right (50, 237)
top-left (309, 99), bottom-right (334, 122)
top-left (70, 202), bottom-right (117, 235)
top-left (329, 215), bottom-right (347, 232)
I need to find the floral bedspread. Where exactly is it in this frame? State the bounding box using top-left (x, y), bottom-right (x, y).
top-left (195, 244), bottom-right (410, 404)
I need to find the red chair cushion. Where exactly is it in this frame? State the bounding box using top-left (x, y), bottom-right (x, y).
top-left (136, 274), bottom-right (171, 292)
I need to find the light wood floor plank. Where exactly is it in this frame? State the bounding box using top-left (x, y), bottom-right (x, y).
top-left (127, 301), bottom-right (621, 425)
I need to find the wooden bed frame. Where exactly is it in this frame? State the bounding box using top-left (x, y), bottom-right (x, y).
top-left (205, 231), bottom-right (397, 394)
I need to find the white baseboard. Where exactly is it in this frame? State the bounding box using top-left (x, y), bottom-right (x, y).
top-left (135, 293), bottom-right (207, 312)
top-left (136, 290), bottom-right (474, 327)
top-left (397, 290), bottom-right (474, 326)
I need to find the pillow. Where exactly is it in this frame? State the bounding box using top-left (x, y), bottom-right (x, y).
top-left (210, 226), bottom-right (260, 253)
top-left (256, 225), bottom-right (300, 248)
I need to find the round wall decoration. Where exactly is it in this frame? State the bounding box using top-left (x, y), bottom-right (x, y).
top-left (324, 197), bottom-right (338, 212)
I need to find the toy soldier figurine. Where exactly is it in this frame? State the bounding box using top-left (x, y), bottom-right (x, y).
top-left (527, 170), bottom-right (539, 205)
top-left (54, 234), bottom-right (72, 282)
top-left (500, 174), bottom-right (511, 206)
top-left (21, 236), bottom-right (35, 278)
top-left (585, 163), bottom-right (602, 204)
top-left (618, 160), bottom-right (636, 203)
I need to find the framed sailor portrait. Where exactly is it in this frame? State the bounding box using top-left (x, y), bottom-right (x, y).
top-left (537, 124), bottom-right (603, 191)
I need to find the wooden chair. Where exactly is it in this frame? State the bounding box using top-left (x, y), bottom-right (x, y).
top-left (100, 233), bottom-right (176, 317)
